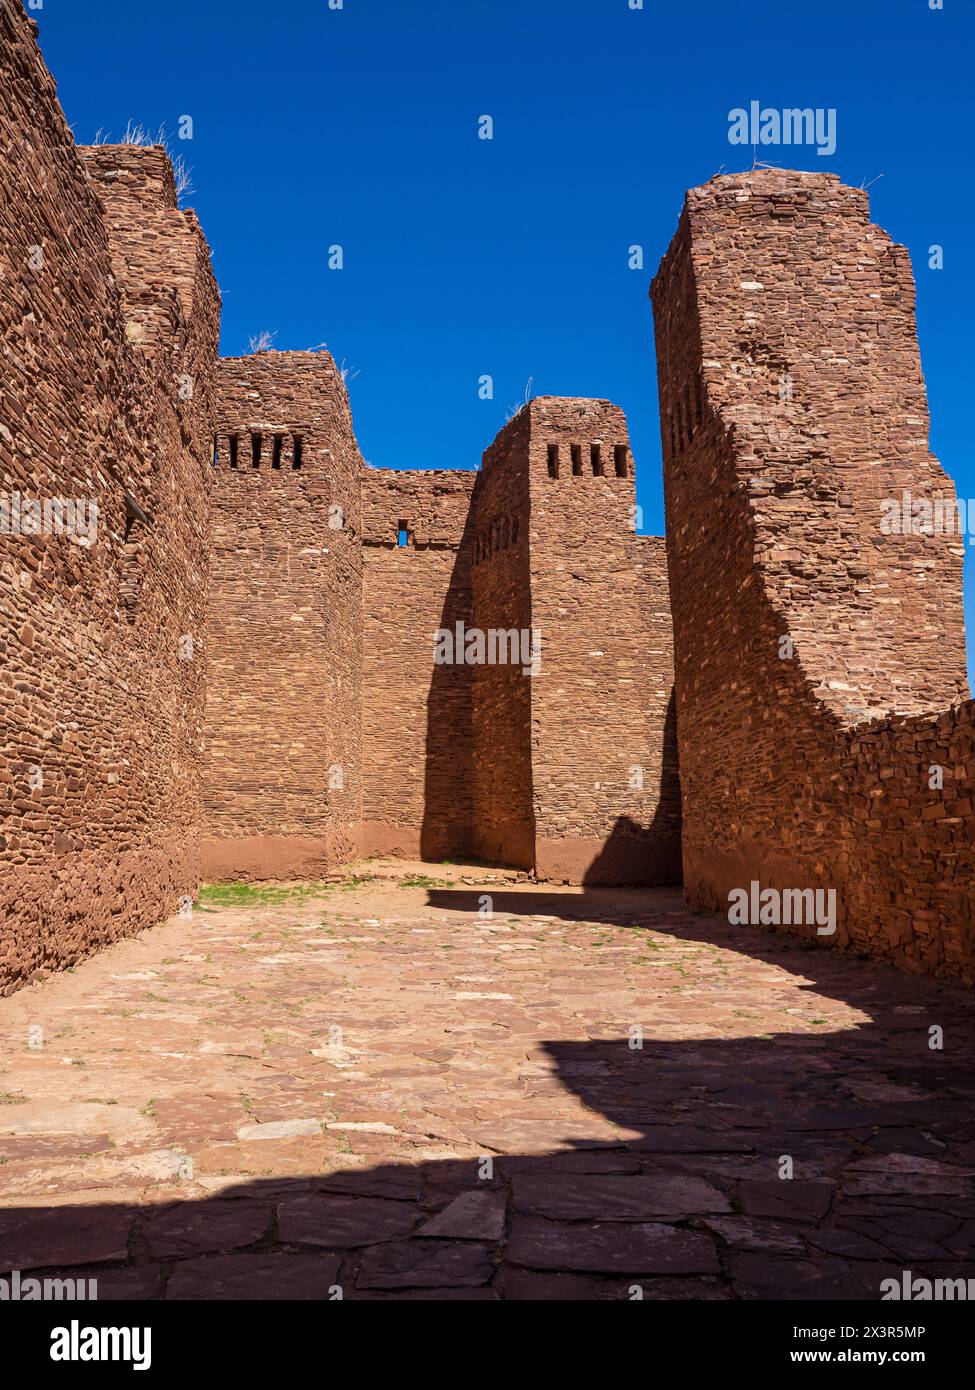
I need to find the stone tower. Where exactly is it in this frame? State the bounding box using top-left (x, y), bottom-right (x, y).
top-left (469, 398), bottom-right (681, 882)
top-left (652, 170), bottom-right (973, 977)
top-left (202, 352), bottom-right (364, 879)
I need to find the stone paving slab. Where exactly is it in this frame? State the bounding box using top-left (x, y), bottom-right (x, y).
top-left (0, 865), bottom-right (973, 1299)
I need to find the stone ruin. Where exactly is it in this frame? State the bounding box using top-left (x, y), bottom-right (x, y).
top-left (1, 1), bottom-right (972, 991)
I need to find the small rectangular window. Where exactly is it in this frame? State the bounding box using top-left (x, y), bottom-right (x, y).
top-left (547, 443), bottom-right (559, 478)
top-left (397, 521), bottom-right (409, 548)
top-left (292, 435), bottom-right (303, 469)
top-left (614, 445), bottom-right (628, 477)
top-left (571, 444), bottom-right (583, 476)
top-left (251, 433), bottom-right (262, 468)
top-left (591, 443), bottom-right (603, 476)
top-left (211, 437), bottom-right (219, 468)
top-left (229, 435), bottom-right (239, 469)
top-left (272, 434), bottom-right (283, 469)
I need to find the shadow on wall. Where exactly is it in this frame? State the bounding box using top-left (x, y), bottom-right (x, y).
top-left (582, 691), bottom-right (682, 887)
top-left (419, 489), bottom-right (478, 863)
top-left (3, 897), bottom-right (974, 1299)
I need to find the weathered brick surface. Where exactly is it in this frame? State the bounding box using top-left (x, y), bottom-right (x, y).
top-left (836, 705), bottom-right (975, 976)
top-left (465, 400), bottom-right (681, 881)
top-left (202, 353), bottom-right (364, 880)
top-left (361, 468), bottom-right (476, 860)
top-left (0, 2), bottom-right (218, 993)
top-left (652, 169), bottom-right (974, 980)
top-left (637, 535), bottom-right (682, 874)
top-left (524, 399), bottom-right (681, 884)
top-left (470, 410), bottom-right (535, 868)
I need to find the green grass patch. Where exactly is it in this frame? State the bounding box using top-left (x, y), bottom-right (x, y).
top-left (198, 880), bottom-right (335, 908)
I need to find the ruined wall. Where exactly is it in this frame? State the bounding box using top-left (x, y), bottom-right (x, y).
top-left (202, 352), bottom-right (363, 880)
top-left (463, 399), bottom-right (681, 884)
top-left (202, 375), bottom-right (681, 886)
top-left (0, 1), bottom-right (219, 991)
top-left (652, 169), bottom-right (974, 980)
top-left (469, 412), bottom-right (535, 869)
top-left (360, 420), bottom-right (683, 883)
top-left (837, 704), bottom-right (974, 974)
top-left (525, 398), bottom-right (681, 884)
top-left (636, 534), bottom-right (683, 876)
top-left (361, 467), bottom-right (476, 859)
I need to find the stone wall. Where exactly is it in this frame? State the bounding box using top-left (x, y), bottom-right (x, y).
top-left (201, 352), bottom-right (364, 880)
top-left (636, 534), bottom-right (683, 879)
top-left (361, 467), bottom-right (476, 860)
top-left (525, 398), bottom-right (681, 884)
top-left (202, 383), bottom-right (679, 887)
top-left (836, 704), bottom-right (974, 975)
top-left (652, 169), bottom-right (974, 980)
top-left (459, 398), bottom-right (682, 882)
top-left (469, 411), bottom-right (536, 869)
top-left (0, 1), bottom-right (219, 992)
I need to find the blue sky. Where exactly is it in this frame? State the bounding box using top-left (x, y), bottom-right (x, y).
top-left (34, 0), bottom-right (974, 682)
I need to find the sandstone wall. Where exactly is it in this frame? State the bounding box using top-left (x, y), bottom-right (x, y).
top-left (361, 468), bottom-right (476, 860)
top-left (469, 412), bottom-right (535, 869)
top-left (652, 169), bottom-right (974, 980)
top-left (636, 534), bottom-right (683, 878)
top-left (463, 399), bottom-right (681, 883)
top-left (202, 352), bottom-right (363, 880)
top-left (525, 398), bottom-right (682, 884)
top-left (0, 2), bottom-right (219, 991)
top-left (836, 704), bottom-right (974, 975)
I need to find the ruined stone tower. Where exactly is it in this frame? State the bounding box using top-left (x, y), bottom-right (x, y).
top-left (361, 466), bottom-right (477, 862)
top-left (469, 398), bottom-right (681, 883)
top-left (202, 354), bottom-right (363, 880)
top-left (652, 169), bottom-right (974, 978)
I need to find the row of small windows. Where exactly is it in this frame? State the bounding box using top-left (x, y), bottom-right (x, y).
top-left (669, 377), bottom-right (704, 457)
top-left (474, 513), bottom-right (520, 565)
top-left (546, 442), bottom-right (628, 480)
top-left (212, 432), bottom-right (304, 470)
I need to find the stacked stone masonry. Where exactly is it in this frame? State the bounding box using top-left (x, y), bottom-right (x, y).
top-left (652, 168), bottom-right (974, 982)
top-left (1, 2), bottom-right (971, 990)
top-left (361, 468), bottom-right (476, 862)
top-left (201, 353), bottom-right (363, 882)
top-left (0, 1), bottom-right (219, 994)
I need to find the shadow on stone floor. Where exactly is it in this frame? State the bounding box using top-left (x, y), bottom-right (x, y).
top-left (1, 893), bottom-right (974, 1300)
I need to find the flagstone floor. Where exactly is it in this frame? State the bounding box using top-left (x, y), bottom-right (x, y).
top-left (1, 860), bottom-right (973, 1300)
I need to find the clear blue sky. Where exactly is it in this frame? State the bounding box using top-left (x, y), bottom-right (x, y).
top-left (34, 0), bottom-right (975, 684)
